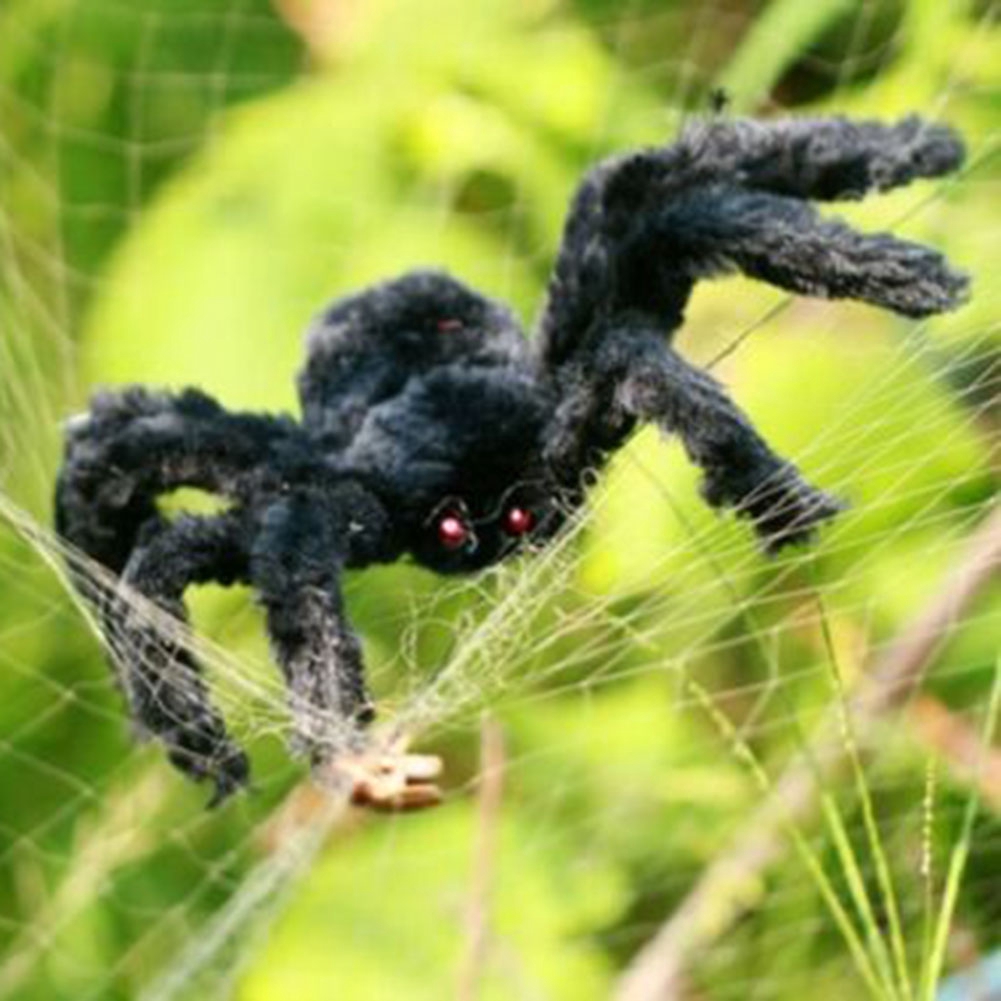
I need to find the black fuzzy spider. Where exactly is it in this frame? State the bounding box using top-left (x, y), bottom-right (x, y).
top-left (56, 115), bottom-right (968, 804)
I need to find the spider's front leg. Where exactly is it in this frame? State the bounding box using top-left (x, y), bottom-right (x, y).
top-left (547, 319), bottom-right (842, 551)
top-left (249, 486), bottom-right (442, 809)
top-left (602, 117), bottom-right (969, 321)
top-left (250, 491), bottom-right (376, 758)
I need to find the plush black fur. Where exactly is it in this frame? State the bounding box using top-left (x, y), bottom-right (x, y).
top-left (55, 115), bottom-right (969, 802)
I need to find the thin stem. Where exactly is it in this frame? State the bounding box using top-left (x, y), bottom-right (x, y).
top-left (613, 504), bottom-right (1001, 1001)
top-left (923, 657), bottom-right (1001, 998)
top-left (456, 717), bottom-right (506, 1001)
top-left (815, 594), bottom-right (912, 999)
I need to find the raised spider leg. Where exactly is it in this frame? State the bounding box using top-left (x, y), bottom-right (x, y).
top-left (675, 114), bottom-right (965, 200)
top-left (117, 512), bottom-right (252, 804)
top-left (538, 116), bottom-right (967, 372)
top-left (250, 493), bottom-right (378, 769)
top-left (547, 321), bottom-right (842, 551)
top-left (623, 184), bottom-right (969, 318)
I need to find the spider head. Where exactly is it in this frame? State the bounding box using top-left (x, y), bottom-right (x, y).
top-left (343, 364), bottom-right (565, 573)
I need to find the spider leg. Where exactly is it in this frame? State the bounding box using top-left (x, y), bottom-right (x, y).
top-left (115, 512), bottom-right (252, 804)
top-left (55, 387), bottom-right (299, 802)
top-left (677, 114), bottom-right (965, 201)
top-left (635, 185), bottom-right (969, 319)
top-left (547, 321), bottom-right (842, 551)
top-left (539, 115), bottom-right (967, 368)
top-left (250, 492), bottom-right (381, 768)
top-left (56, 385), bottom-right (296, 574)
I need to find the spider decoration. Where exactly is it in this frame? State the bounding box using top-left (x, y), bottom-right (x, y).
top-left (56, 114), bottom-right (968, 806)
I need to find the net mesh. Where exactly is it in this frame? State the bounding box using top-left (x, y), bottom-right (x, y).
top-left (0, 1), bottom-right (998, 999)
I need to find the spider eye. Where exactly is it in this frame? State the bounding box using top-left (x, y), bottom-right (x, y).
top-left (503, 506), bottom-right (535, 537)
top-left (437, 513), bottom-right (471, 550)
top-left (437, 318), bottom-right (464, 333)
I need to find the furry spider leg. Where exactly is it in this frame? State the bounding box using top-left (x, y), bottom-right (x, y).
top-left (249, 489), bottom-right (384, 765)
top-left (55, 387), bottom-right (306, 799)
top-left (540, 114), bottom-right (967, 366)
top-left (55, 386), bottom-right (299, 571)
top-left (537, 114), bottom-right (968, 546)
top-left (546, 320), bottom-right (842, 549)
top-left (116, 512), bottom-right (251, 803)
top-left (620, 184), bottom-right (968, 318)
top-left (677, 114), bottom-right (965, 201)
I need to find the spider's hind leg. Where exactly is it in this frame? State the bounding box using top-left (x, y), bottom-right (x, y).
top-left (55, 391), bottom-right (261, 801)
top-left (55, 385), bottom-right (289, 573)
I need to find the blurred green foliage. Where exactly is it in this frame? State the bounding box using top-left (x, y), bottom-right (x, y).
top-left (0, 0), bottom-right (998, 999)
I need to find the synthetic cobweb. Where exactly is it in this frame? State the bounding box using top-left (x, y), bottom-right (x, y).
top-left (0, 1), bottom-right (998, 999)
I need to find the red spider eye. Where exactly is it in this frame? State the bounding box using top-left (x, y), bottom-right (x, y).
top-left (437, 318), bottom-right (463, 333)
top-left (503, 506), bottom-right (535, 537)
top-left (437, 513), bottom-right (470, 550)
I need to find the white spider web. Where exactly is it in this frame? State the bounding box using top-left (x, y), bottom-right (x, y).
top-left (0, 1), bottom-right (999, 999)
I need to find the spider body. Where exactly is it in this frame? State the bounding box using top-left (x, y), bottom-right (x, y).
top-left (56, 115), bottom-right (968, 802)
top-left (306, 272), bottom-right (561, 574)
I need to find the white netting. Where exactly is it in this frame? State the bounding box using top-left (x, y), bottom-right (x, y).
top-left (0, 1), bottom-right (998, 999)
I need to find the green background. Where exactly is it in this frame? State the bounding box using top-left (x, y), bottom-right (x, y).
top-left (0, 0), bottom-right (998, 998)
